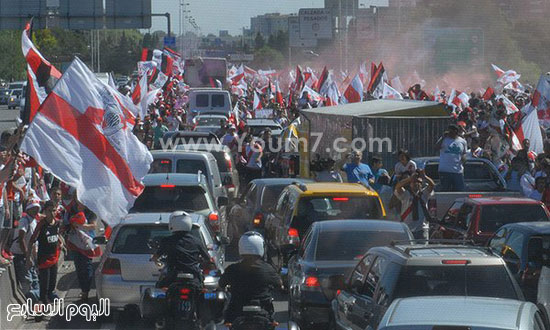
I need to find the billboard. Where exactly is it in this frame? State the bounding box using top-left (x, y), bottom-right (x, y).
top-left (299, 8), bottom-right (332, 39)
top-left (289, 16), bottom-right (317, 48)
top-left (105, 0), bottom-right (151, 29)
top-left (0, 0), bottom-right (151, 30)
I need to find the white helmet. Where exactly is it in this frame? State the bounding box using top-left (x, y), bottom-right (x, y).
top-left (239, 231), bottom-right (265, 257)
top-left (169, 211), bottom-right (193, 233)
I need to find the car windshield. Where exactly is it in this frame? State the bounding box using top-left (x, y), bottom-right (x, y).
top-left (197, 117), bottom-right (225, 126)
top-left (250, 125), bottom-right (280, 136)
top-left (111, 225), bottom-right (204, 254)
top-left (297, 196), bottom-right (382, 220)
top-left (393, 265), bottom-right (518, 300)
top-left (10, 90), bottom-right (21, 96)
top-left (480, 204), bottom-right (549, 232)
top-left (315, 230), bottom-right (408, 261)
top-left (130, 186), bottom-right (210, 213)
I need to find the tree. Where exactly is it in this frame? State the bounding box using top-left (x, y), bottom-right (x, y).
top-left (254, 32), bottom-right (265, 49)
top-left (0, 31), bottom-right (25, 81)
top-left (252, 46), bottom-right (285, 69)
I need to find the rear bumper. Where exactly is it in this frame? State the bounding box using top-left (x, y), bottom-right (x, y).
top-left (292, 291), bottom-right (331, 325)
top-left (95, 273), bottom-right (155, 309)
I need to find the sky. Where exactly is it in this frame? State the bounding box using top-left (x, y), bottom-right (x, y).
top-left (150, 0), bottom-right (389, 36)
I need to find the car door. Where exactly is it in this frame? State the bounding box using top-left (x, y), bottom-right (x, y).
top-left (265, 190), bottom-right (289, 251)
top-left (335, 254), bottom-right (375, 330)
top-left (349, 256), bottom-right (387, 330)
top-left (502, 230), bottom-right (525, 277)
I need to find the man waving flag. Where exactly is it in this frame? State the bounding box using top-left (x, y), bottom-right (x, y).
top-left (20, 58), bottom-right (153, 226)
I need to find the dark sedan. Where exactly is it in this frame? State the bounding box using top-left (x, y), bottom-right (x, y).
top-left (287, 220), bottom-right (413, 329)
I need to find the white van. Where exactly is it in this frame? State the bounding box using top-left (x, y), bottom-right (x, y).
top-left (188, 88), bottom-right (232, 118)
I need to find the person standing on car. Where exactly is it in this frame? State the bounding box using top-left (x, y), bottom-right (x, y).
top-left (26, 201), bottom-right (65, 307)
top-left (436, 124), bottom-right (467, 192)
top-left (219, 232), bottom-right (282, 325)
top-left (394, 170), bottom-right (435, 239)
top-left (341, 150), bottom-right (375, 188)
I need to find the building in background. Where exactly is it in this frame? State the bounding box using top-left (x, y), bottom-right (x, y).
top-left (250, 13), bottom-right (290, 37)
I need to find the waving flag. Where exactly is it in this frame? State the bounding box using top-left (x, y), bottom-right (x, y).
top-left (383, 83), bottom-right (403, 100)
top-left (532, 73), bottom-right (550, 127)
top-left (20, 58), bottom-right (153, 226)
top-left (516, 104), bottom-right (544, 154)
top-left (141, 48), bottom-right (173, 75)
top-left (342, 74), bottom-right (364, 104)
top-left (315, 66), bottom-right (329, 92)
top-left (482, 86), bottom-right (495, 101)
top-left (491, 63), bottom-right (521, 86)
top-left (230, 64), bottom-right (245, 85)
top-left (496, 95), bottom-right (519, 114)
top-left (21, 22), bottom-right (62, 124)
top-left (325, 81), bottom-right (340, 106)
top-left (275, 80), bottom-right (284, 105)
top-left (132, 75), bottom-right (148, 119)
top-left (301, 85), bottom-right (324, 104)
top-left (368, 62), bottom-right (386, 98)
top-left (253, 91), bottom-right (263, 110)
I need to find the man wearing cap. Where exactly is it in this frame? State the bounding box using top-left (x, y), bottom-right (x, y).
top-left (10, 201), bottom-right (40, 302)
top-left (436, 124), bottom-right (468, 192)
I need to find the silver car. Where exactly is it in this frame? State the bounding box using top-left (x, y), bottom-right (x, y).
top-left (94, 213), bottom-right (227, 311)
top-left (8, 89), bottom-right (22, 109)
top-left (377, 296), bottom-right (545, 330)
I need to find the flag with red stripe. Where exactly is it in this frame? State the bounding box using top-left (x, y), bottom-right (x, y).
top-left (342, 74), bottom-right (364, 104)
top-left (21, 22), bottom-right (62, 124)
top-left (20, 58), bottom-right (153, 226)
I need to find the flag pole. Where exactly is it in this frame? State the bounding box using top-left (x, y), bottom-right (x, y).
top-left (22, 17), bottom-right (34, 126)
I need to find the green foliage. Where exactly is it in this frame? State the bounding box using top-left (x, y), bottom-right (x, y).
top-left (0, 31), bottom-right (25, 81)
top-left (254, 32), bottom-right (265, 49)
top-left (252, 46), bottom-right (285, 69)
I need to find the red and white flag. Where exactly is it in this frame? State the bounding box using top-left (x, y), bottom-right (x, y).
top-left (532, 73), bottom-right (550, 127)
top-left (382, 83), bottom-right (403, 100)
top-left (131, 75), bottom-right (148, 115)
top-left (230, 64), bottom-right (245, 85)
top-left (325, 81), bottom-right (340, 106)
top-left (20, 58), bottom-right (153, 226)
top-left (491, 64), bottom-right (521, 86)
top-left (516, 104), bottom-right (544, 154)
top-left (301, 85), bottom-right (324, 104)
top-left (342, 74), bottom-right (364, 104)
top-left (275, 80), bottom-right (284, 105)
top-left (253, 91), bottom-right (263, 110)
top-left (496, 95), bottom-right (519, 114)
top-left (21, 22), bottom-right (62, 124)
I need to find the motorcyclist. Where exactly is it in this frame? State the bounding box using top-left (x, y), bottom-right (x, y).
top-left (152, 211), bottom-right (210, 289)
top-left (219, 232), bottom-right (282, 325)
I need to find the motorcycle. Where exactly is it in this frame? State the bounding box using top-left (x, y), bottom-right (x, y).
top-left (228, 302), bottom-right (301, 330)
top-left (140, 239), bottom-right (220, 330)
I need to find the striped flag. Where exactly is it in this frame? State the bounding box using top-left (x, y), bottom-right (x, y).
top-left (21, 22), bottom-right (62, 124)
top-left (20, 58), bottom-right (152, 226)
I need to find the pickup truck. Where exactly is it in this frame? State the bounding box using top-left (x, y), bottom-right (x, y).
top-left (430, 197), bottom-right (550, 245)
top-left (414, 157), bottom-right (522, 219)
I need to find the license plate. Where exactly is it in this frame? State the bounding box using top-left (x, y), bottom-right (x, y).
top-left (179, 300), bottom-right (192, 312)
top-left (204, 292), bottom-right (217, 300)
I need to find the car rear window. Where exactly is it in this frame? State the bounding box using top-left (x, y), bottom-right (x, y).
top-left (425, 162), bottom-right (494, 181)
top-left (112, 225), bottom-right (171, 254)
top-left (297, 196), bottom-right (382, 220)
top-left (112, 225), bottom-right (204, 254)
top-left (480, 204), bottom-right (549, 232)
top-left (315, 230), bottom-right (408, 261)
top-left (130, 186), bottom-right (209, 213)
top-left (149, 159), bottom-right (172, 173)
top-left (196, 94), bottom-right (209, 107)
top-left (393, 265), bottom-right (518, 300)
top-left (176, 159), bottom-right (208, 175)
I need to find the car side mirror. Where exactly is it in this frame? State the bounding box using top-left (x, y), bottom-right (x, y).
top-left (93, 236), bottom-right (107, 245)
top-left (218, 196), bottom-right (229, 207)
top-left (218, 236), bottom-right (230, 245)
top-left (327, 274), bottom-right (346, 291)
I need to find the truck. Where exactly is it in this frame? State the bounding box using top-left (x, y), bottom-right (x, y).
top-left (415, 156), bottom-right (523, 219)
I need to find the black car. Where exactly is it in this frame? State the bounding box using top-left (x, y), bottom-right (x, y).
top-left (228, 178), bottom-right (313, 238)
top-left (288, 220), bottom-right (413, 329)
top-left (488, 222), bottom-right (550, 303)
top-left (328, 242), bottom-right (525, 330)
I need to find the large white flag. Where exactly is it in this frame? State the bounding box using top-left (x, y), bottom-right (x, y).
top-left (21, 58), bottom-right (153, 226)
top-left (383, 83), bottom-right (403, 100)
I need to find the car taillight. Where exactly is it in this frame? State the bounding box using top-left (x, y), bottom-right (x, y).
top-left (179, 288), bottom-right (191, 294)
top-left (209, 212), bottom-right (219, 222)
top-left (441, 259), bottom-right (470, 265)
top-left (305, 276), bottom-right (320, 287)
top-left (253, 213), bottom-right (263, 227)
top-left (180, 294), bottom-right (190, 300)
top-left (101, 258), bottom-right (121, 275)
top-left (225, 155), bottom-right (233, 171)
top-left (288, 228), bottom-right (299, 237)
top-left (468, 194), bottom-right (483, 198)
top-left (160, 184), bottom-right (175, 188)
top-left (226, 183), bottom-right (235, 189)
top-left (333, 197), bottom-right (349, 201)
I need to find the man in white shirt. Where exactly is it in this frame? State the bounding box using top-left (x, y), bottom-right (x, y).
top-left (394, 170), bottom-right (435, 240)
top-left (10, 202), bottom-right (40, 301)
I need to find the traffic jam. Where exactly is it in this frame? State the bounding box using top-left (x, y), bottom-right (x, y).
top-left (1, 1), bottom-right (550, 330)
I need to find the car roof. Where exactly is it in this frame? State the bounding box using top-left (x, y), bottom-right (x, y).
top-left (370, 244), bottom-right (504, 266)
top-left (499, 221), bottom-right (550, 235)
top-left (151, 150), bottom-right (214, 159)
top-left (122, 212), bottom-right (204, 226)
top-left (465, 197), bottom-right (543, 205)
top-left (176, 144), bottom-right (229, 153)
top-left (142, 173), bottom-right (206, 187)
top-left (163, 131), bottom-right (218, 138)
top-left (314, 220), bottom-right (408, 233)
top-left (249, 178), bottom-right (314, 187)
top-left (247, 119), bottom-right (281, 125)
top-left (196, 114), bottom-right (227, 119)
top-left (381, 296), bottom-right (535, 329)
top-left (291, 182), bottom-right (379, 197)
